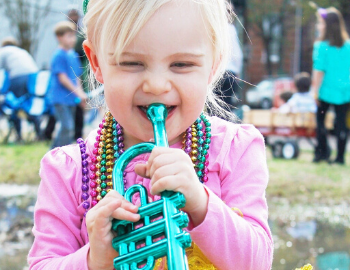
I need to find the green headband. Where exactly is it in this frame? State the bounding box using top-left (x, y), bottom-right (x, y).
top-left (83, 0), bottom-right (89, 15)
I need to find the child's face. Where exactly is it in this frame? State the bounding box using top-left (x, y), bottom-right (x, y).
top-left (58, 31), bottom-right (77, 50)
top-left (87, 1), bottom-right (216, 146)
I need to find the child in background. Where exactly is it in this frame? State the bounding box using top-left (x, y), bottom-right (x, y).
top-left (281, 72), bottom-right (317, 113)
top-left (28, 1), bottom-right (273, 269)
top-left (48, 21), bottom-right (87, 149)
top-left (278, 91), bottom-right (294, 113)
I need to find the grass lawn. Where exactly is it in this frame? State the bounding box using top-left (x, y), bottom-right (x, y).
top-left (1, 142), bottom-right (350, 205)
top-left (266, 149), bottom-right (350, 204)
top-left (0, 142), bottom-right (49, 185)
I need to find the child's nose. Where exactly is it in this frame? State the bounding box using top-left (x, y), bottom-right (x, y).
top-left (142, 72), bottom-right (171, 95)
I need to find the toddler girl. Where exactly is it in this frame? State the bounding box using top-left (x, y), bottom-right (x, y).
top-left (28, 0), bottom-right (273, 269)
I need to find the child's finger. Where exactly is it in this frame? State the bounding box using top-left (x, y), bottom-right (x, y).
top-left (150, 162), bottom-right (181, 186)
top-left (134, 163), bottom-right (149, 178)
top-left (120, 199), bottom-right (139, 213)
top-left (148, 152), bottom-right (185, 178)
top-left (146, 147), bottom-right (173, 173)
top-left (89, 198), bottom-right (139, 227)
top-left (112, 207), bottom-right (140, 222)
top-left (89, 197), bottom-right (138, 226)
top-left (95, 190), bottom-right (138, 212)
top-left (150, 175), bottom-right (180, 195)
top-left (93, 190), bottom-right (123, 207)
top-left (91, 199), bottom-right (123, 227)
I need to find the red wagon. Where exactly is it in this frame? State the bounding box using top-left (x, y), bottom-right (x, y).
top-left (243, 110), bottom-right (335, 159)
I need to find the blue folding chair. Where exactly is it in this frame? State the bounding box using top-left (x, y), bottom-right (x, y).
top-left (0, 69), bottom-right (10, 95)
top-left (27, 70), bottom-right (51, 97)
top-left (23, 70), bottom-right (51, 116)
top-left (0, 70), bottom-right (51, 143)
top-left (1, 90), bottom-right (32, 143)
top-left (0, 70), bottom-right (11, 142)
top-left (19, 70), bottom-right (52, 141)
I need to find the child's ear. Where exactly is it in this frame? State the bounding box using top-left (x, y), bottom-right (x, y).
top-left (83, 40), bottom-right (104, 83)
top-left (208, 57), bottom-right (222, 84)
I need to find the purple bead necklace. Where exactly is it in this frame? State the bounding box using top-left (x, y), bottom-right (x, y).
top-left (78, 111), bottom-right (211, 215)
top-left (77, 138), bottom-right (90, 216)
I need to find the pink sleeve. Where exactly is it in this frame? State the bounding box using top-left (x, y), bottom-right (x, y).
top-left (28, 147), bottom-right (90, 270)
top-left (188, 125), bottom-right (273, 270)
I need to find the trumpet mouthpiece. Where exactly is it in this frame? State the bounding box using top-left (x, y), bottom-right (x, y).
top-left (146, 103), bottom-right (168, 123)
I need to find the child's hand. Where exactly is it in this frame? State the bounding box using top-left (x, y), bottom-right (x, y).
top-left (75, 87), bottom-right (88, 101)
top-left (86, 190), bottom-right (140, 270)
top-left (134, 147), bottom-right (209, 227)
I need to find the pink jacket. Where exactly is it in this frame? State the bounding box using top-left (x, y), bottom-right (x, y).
top-left (28, 117), bottom-right (273, 270)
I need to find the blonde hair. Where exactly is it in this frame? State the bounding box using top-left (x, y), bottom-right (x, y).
top-left (83, 0), bottom-right (236, 120)
top-left (54, 21), bottom-right (77, 37)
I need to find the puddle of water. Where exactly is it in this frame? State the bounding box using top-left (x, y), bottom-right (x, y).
top-left (271, 219), bottom-right (350, 269)
top-left (270, 198), bottom-right (350, 270)
top-left (1, 185), bottom-right (350, 270)
top-left (0, 185), bottom-right (34, 198)
top-left (0, 185), bottom-right (37, 270)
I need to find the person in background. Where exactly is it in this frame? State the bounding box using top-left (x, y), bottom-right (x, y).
top-left (68, 7), bottom-right (89, 140)
top-left (276, 91), bottom-right (294, 113)
top-left (48, 21), bottom-right (87, 149)
top-left (312, 7), bottom-right (350, 164)
top-left (44, 8), bottom-right (89, 142)
top-left (0, 37), bottom-right (41, 141)
top-left (279, 73), bottom-right (317, 114)
top-left (215, 3), bottom-right (243, 117)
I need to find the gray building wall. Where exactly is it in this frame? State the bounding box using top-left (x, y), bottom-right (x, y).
top-left (0, 0), bottom-right (83, 69)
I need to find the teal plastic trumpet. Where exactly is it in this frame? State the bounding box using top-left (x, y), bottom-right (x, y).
top-left (111, 103), bottom-right (192, 270)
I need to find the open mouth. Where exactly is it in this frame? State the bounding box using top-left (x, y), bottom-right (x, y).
top-left (138, 105), bottom-right (176, 115)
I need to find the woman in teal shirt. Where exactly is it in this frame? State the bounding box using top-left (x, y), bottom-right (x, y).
top-left (313, 7), bottom-right (350, 164)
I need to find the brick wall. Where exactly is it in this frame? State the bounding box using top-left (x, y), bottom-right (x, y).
top-left (244, 7), bottom-right (297, 87)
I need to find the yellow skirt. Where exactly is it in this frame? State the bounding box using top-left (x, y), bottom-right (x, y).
top-left (154, 243), bottom-right (217, 270)
top-left (153, 243), bottom-right (313, 270)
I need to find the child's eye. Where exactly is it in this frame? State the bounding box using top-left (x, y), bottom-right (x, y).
top-left (119, 61), bottom-right (143, 66)
top-left (171, 62), bottom-right (194, 68)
